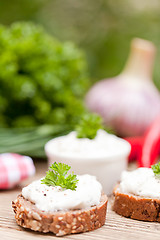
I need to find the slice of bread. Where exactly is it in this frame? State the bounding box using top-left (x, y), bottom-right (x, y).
top-left (12, 193), bottom-right (107, 236)
top-left (113, 185), bottom-right (160, 222)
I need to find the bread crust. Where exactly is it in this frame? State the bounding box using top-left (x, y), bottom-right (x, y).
top-left (12, 193), bottom-right (107, 236)
top-left (113, 185), bottom-right (160, 222)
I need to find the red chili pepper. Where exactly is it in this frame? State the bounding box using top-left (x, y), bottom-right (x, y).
top-left (138, 115), bottom-right (160, 168)
top-left (124, 136), bottom-right (144, 162)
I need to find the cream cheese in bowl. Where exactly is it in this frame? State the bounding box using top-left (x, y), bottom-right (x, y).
top-left (45, 130), bottom-right (131, 194)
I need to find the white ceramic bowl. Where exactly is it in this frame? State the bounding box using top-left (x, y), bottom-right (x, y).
top-left (45, 131), bottom-right (131, 195)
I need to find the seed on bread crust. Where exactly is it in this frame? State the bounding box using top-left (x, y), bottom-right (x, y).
top-left (12, 193), bottom-right (107, 236)
top-left (113, 185), bottom-right (160, 222)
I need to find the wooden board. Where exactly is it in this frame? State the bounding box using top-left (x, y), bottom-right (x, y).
top-left (1, 161), bottom-right (160, 240)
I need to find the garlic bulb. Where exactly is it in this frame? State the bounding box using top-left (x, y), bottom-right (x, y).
top-left (86, 38), bottom-right (160, 137)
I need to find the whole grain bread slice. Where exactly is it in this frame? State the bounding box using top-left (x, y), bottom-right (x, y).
top-left (12, 193), bottom-right (107, 236)
top-left (113, 185), bottom-right (160, 222)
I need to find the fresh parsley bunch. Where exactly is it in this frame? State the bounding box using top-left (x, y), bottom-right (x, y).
top-left (41, 162), bottom-right (78, 190)
top-left (0, 22), bottom-right (89, 127)
top-left (76, 113), bottom-right (103, 139)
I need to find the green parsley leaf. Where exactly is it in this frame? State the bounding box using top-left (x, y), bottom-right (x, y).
top-left (75, 113), bottom-right (103, 139)
top-left (41, 162), bottom-right (79, 190)
top-left (0, 22), bottom-right (89, 128)
top-left (151, 162), bottom-right (160, 178)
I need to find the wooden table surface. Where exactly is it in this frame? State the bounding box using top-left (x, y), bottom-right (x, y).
top-left (1, 161), bottom-right (160, 240)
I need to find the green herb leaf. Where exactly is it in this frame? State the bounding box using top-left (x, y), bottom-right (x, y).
top-left (41, 162), bottom-right (79, 190)
top-left (75, 113), bottom-right (103, 139)
top-left (0, 22), bottom-right (89, 128)
top-left (151, 162), bottom-right (160, 177)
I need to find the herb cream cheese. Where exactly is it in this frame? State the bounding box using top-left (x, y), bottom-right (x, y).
top-left (22, 174), bottom-right (102, 212)
top-left (119, 168), bottom-right (160, 198)
top-left (46, 130), bottom-right (128, 159)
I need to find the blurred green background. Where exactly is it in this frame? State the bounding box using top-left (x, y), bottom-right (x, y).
top-left (1, 0), bottom-right (160, 89)
top-left (0, 0), bottom-right (160, 157)
top-left (1, 0), bottom-right (160, 88)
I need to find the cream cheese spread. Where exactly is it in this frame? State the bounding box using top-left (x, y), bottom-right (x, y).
top-left (46, 130), bottom-right (129, 159)
top-left (22, 174), bottom-right (102, 212)
top-left (119, 168), bottom-right (160, 198)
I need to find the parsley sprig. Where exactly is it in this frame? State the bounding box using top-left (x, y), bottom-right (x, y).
top-left (76, 113), bottom-right (103, 139)
top-left (41, 162), bottom-right (78, 190)
top-left (151, 162), bottom-right (160, 178)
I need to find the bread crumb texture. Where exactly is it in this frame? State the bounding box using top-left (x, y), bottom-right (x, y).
top-left (113, 186), bottom-right (160, 222)
top-left (12, 194), bottom-right (107, 236)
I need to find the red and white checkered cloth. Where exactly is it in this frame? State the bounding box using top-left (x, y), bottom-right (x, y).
top-left (0, 153), bottom-right (35, 189)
